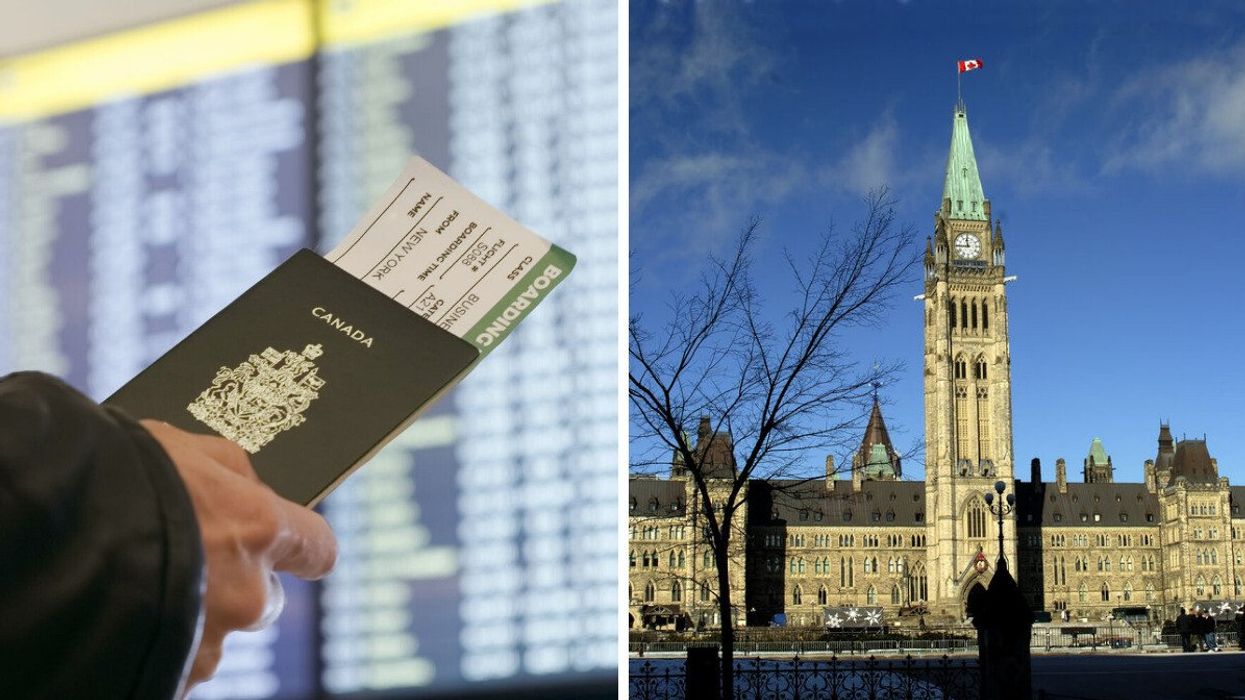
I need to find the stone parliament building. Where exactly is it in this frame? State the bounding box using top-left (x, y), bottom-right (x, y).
top-left (628, 102), bottom-right (1243, 630)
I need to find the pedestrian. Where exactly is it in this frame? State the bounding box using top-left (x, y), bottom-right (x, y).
top-left (1236, 605), bottom-right (1245, 651)
top-left (1195, 610), bottom-right (1207, 651)
top-left (1177, 607), bottom-right (1192, 652)
top-left (1204, 610), bottom-right (1220, 652)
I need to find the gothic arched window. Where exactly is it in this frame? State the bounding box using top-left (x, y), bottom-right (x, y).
top-left (645, 581), bottom-right (656, 602)
top-left (1100, 583), bottom-right (1110, 602)
top-left (793, 585), bottom-right (802, 605)
top-left (671, 581), bottom-right (682, 602)
top-left (954, 357), bottom-right (968, 380)
top-left (891, 584), bottom-right (901, 605)
top-left (909, 562), bottom-right (928, 602)
top-left (966, 500), bottom-right (987, 539)
top-left (818, 585), bottom-right (828, 605)
top-left (866, 585), bottom-right (877, 605)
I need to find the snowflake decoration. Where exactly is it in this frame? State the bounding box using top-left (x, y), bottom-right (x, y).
top-left (827, 614), bottom-right (843, 628)
top-left (1220, 602), bottom-right (1233, 615)
top-left (846, 608), bottom-right (860, 621)
top-left (865, 609), bottom-right (882, 625)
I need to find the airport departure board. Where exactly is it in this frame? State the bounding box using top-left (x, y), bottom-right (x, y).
top-left (0, 1), bottom-right (617, 697)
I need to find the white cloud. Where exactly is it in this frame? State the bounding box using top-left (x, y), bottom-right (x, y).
top-left (630, 149), bottom-right (808, 251)
top-left (825, 115), bottom-right (900, 196)
top-left (631, 1), bottom-right (779, 139)
top-left (1102, 42), bottom-right (1245, 177)
top-left (976, 138), bottom-right (1091, 197)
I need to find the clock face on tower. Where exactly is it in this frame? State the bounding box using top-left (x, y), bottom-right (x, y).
top-left (954, 233), bottom-right (981, 259)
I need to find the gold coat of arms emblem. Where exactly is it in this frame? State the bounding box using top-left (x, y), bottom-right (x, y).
top-left (187, 344), bottom-right (326, 453)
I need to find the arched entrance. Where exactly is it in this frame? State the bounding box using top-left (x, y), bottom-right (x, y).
top-left (957, 548), bottom-right (993, 620)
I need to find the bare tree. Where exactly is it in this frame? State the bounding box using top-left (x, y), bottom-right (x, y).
top-left (629, 188), bottom-right (918, 698)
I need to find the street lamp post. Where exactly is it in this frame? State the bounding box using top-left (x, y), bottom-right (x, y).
top-left (983, 480), bottom-right (1015, 566)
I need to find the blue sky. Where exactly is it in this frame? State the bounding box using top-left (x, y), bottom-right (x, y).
top-left (630, 1), bottom-right (1245, 485)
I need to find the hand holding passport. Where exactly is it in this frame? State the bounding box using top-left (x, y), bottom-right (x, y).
top-left (107, 157), bottom-right (575, 506)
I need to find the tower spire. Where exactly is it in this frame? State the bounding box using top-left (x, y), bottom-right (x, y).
top-left (854, 396), bottom-right (901, 481)
top-left (941, 104), bottom-right (988, 222)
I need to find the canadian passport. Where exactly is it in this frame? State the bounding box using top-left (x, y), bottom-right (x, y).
top-left (105, 157), bottom-right (575, 506)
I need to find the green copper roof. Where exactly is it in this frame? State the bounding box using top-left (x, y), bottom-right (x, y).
top-left (864, 443), bottom-right (894, 476)
top-left (1088, 437), bottom-right (1109, 466)
top-left (942, 105), bottom-right (988, 221)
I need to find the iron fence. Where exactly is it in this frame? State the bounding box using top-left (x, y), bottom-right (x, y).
top-left (630, 655), bottom-right (979, 700)
top-left (631, 639), bottom-right (976, 656)
top-left (631, 626), bottom-right (1244, 657)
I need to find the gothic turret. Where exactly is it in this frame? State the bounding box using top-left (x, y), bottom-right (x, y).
top-left (1083, 437), bottom-right (1114, 483)
top-left (1154, 422), bottom-right (1175, 487)
top-left (853, 396), bottom-right (902, 485)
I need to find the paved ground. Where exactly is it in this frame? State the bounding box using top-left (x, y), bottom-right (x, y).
top-left (1032, 652), bottom-right (1245, 700)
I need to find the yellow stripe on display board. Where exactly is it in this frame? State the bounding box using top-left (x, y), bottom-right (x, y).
top-left (317, 0), bottom-right (555, 48)
top-left (0, 0), bottom-right (315, 121)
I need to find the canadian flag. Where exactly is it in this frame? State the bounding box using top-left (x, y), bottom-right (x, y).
top-left (958, 59), bottom-right (983, 73)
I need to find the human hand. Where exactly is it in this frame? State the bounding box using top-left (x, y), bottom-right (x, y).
top-left (140, 421), bottom-right (337, 694)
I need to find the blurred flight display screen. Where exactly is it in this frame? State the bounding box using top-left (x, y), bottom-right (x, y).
top-left (0, 0), bottom-right (617, 698)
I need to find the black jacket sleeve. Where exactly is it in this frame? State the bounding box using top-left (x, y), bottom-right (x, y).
top-left (0, 372), bottom-right (204, 699)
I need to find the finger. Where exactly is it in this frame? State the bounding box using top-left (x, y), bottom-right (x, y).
top-left (139, 419), bottom-right (259, 481)
top-left (188, 433), bottom-right (260, 481)
top-left (268, 497), bottom-right (337, 579)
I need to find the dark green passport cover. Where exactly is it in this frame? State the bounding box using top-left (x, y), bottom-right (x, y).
top-left (105, 249), bottom-right (481, 506)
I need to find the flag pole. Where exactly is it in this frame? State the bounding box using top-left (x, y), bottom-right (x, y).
top-left (957, 63), bottom-right (961, 105)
